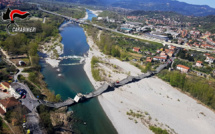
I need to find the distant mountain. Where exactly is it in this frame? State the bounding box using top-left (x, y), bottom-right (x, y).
top-left (111, 0), bottom-right (215, 16)
top-left (59, 0), bottom-right (215, 16)
top-left (56, 0), bottom-right (118, 5)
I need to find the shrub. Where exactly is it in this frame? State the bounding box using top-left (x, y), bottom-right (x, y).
top-left (149, 126), bottom-right (169, 134)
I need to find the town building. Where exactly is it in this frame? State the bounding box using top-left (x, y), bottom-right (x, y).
top-left (176, 64), bottom-right (190, 73)
top-left (196, 61), bottom-right (203, 67)
top-left (0, 82), bottom-right (10, 91)
top-left (146, 57), bottom-right (152, 62)
top-left (133, 47), bottom-right (141, 53)
top-left (153, 56), bottom-right (167, 62)
top-left (204, 53), bottom-right (210, 57)
top-left (205, 56), bottom-right (214, 63)
top-left (165, 49), bottom-right (174, 57)
top-left (168, 45), bottom-right (176, 50)
top-left (0, 82), bottom-right (21, 99)
top-left (0, 97), bottom-right (20, 115)
top-left (127, 16), bottom-right (139, 20)
top-left (97, 17), bottom-right (103, 20)
top-left (160, 51), bottom-right (167, 57)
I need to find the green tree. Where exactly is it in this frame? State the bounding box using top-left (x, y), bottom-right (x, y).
top-left (56, 94), bottom-right (61, 102)
top-left (111, 46), bottom-right (120, 57)
top-left (28, 42), bottom-right (38, 56)
top-left (144, 63), bottom-right (152, 73)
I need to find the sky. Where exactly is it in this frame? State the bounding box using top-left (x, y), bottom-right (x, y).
top-left (178, 0), bottom-right (215, 8)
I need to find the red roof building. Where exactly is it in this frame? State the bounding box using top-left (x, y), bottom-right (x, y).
top-left (169, 46), bottom-right (176, 50)
top-left (146, 57), bottom-right (152, 62)
top-left (153, 56), bottom-right (167, 62)
top-left (0, 97), bottom-right (20, 115)
top-left (0, 82), bottom-right (10, 91)
top-left (127, 16), bottom-right (138, 20)
top-left (196, 61), bottom-right (203, 67)
top-left (133, 47), bottom-right (141, 53)
top-left (177, 64), bottom-right (190, 73)
top-left (204, 53), bottom-right (210, 56)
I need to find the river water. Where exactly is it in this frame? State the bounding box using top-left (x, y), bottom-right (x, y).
top-left (40, 10), bottom-right (117, 134)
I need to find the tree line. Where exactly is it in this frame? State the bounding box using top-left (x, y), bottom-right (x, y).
top-left (158, 70), bottom-right (215, 110)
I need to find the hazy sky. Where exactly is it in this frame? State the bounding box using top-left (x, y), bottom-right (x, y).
top-left (178, 0), bottom-right (215, 8)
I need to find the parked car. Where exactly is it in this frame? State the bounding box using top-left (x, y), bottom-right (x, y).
top-left (19, 90), bottom-right (24, 95)
top-left (16, 88), bottom-right (22, 92)
top-left (19, 89), bottom-right (27, 96)
top-left (22, 95), bottom-right (26, 99)
top-left (21, 89), bottom-right (27, 94)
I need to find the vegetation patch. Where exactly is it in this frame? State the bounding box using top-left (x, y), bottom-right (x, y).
top-left (158, 70), bottom-right (215, 110)
top-left (91, 56), bottom-right (102, 81)
top-left (149, 126), bottom-right (169, 134)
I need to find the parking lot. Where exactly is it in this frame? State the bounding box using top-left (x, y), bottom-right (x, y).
top-left (11, 82), bottom-right (42, 134)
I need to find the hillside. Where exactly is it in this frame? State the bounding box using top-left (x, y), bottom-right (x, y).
top-left (112, 0), bottom-right (215, 16)
top-left (56, 0), bottom-right (215, 16)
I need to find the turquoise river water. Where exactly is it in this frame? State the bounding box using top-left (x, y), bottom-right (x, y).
top-left (40, 10), bottom-right (117, 134)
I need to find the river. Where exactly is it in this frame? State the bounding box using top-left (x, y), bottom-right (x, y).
top-left (40, 10), bottom-right (117, 134)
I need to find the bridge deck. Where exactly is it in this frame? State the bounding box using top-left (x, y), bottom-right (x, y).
top-left (39, 62), bottom-right (170, 108)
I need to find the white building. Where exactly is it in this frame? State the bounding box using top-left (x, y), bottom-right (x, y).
top-left (205, 56), bottom-right (214, 63)
top-left (109, 19), bottom-right (115, 23)
top-left (97, 17), bottom-right (103, 20)
top-left (8, 87), bottom-right (21, 99)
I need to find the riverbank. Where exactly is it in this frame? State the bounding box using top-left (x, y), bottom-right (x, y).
top-left (40, 34), bottom-right (64, 68)
top-left (88, 9), bottom-right (102, 16)
top-left (83, 31), bottom-right (215, 134)
top-left (81, 11), bottom-right (89, 20)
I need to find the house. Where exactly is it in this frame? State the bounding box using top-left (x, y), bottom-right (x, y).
top-left (145, 51), bottom-right (151, 55)
top-left (177, 64), bottom-right (190, 73)
top-left (0, 82), bottom-right (10, 91)
top-left (109, 19), bottom-right (115, 23)
top-left (205, 56), bottom-right (214, 63)
top-left (165, 49), bottom-right (174, 57)
top-left (0, 82), bottom-right (20, 99)
top-left (97, 17), bottom-right (103, 20)
top-left (204, 53), bottom-right (210, 57)
top-left (167, 51), bottom-right (174, 57)
top-left (153, 56), bottom-right (167, 62)
top-left (160, 51), bottom-right (167, 57)
top-left (0, 97), bottom-right (20, 115)
top-left (133, 47), bottom-right (141, 53)
top-left (168, 45), bottom-right (176, 50)
top-left (156, 49), bottom-right (161, 53)
top-left (0, 85), bottom-right (7, 92)
top-left (127, 16), bottom-right (138, 20)
top-left (196, 61), bottom-right (203, 67)
top-left (146, 57), bottom-right (152, 62)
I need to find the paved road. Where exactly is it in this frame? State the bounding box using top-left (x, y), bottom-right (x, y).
top-left (11, 83), bottom-right (42, 134)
